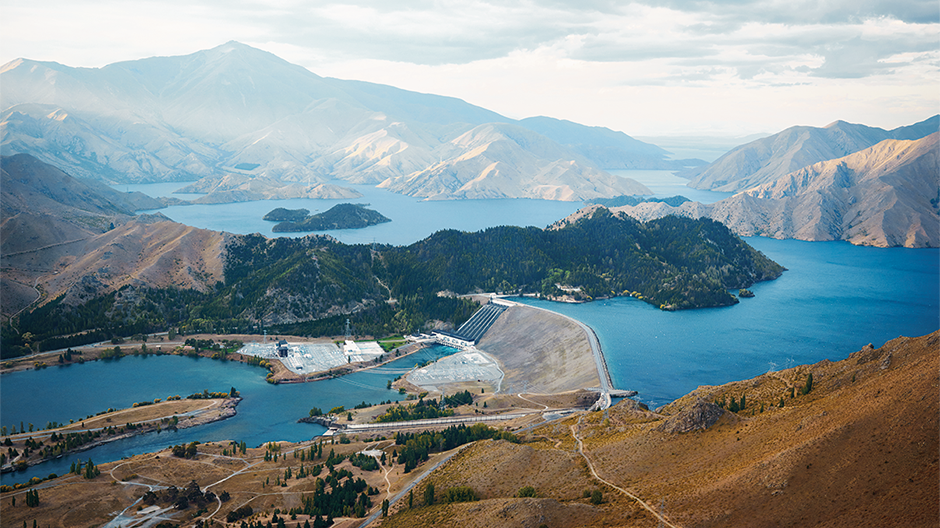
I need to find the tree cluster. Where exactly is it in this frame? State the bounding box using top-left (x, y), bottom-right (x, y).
top-left (395, 424), bottom-right (518, 473)
top-left (374, 398), bottom-right (454, 423)
top-left (2, 208), bottom-right (784, 357)
top-left (142, 480), bottom-right (215, 511)
top-left (171, 441), bottom-right (199, 459)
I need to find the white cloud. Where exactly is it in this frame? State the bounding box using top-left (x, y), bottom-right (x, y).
top-left (1, 0), bottom-right (937, 136)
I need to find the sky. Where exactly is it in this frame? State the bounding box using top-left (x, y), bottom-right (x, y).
top-left (1, 0), bottom-right (937, 137)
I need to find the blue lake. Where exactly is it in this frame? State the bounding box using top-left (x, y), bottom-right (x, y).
top-left (4, 174), bottom-right (936, 485)
top-left (1, 345), bottom-right (458, 485)
top-left (120, 170), bottom-right (726, 246)
top-left (517, 237), bottom-right (939, 409)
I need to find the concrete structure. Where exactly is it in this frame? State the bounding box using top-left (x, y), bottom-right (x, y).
top-left (431, 301), bottom-right (509, 349)
top-left (431, 331), bottom-right (475, 350)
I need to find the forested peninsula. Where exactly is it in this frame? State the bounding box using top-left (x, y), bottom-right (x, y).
top-left (2, 208), bottom-right (783, 358)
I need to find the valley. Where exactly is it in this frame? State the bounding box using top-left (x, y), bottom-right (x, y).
top-left (1, 40), bottom-right (938, 528)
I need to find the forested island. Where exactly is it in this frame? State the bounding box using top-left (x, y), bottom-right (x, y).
top-left (2, 208), bottom-right (783, 358)
top-left (266, 203), bottom-right (391, 232)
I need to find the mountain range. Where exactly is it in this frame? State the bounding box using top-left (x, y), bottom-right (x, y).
top-left (1, 154), bottom-right (782, 336)
top-left (0, 41), bottom-right (698, 201)
top-left (605, 133), bottom-right (939, 247)
top-left (685, 116), bottom-right (938, 192)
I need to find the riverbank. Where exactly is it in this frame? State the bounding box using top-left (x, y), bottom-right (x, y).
top-left (0, 397), bottom-right (240, 477)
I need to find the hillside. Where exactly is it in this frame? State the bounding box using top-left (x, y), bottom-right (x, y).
top-left (686, 115), bottom-right (939, 192)
top-left (270, 203), bottom-right (391, 232)
top-left (174, 173), bottom-right (362, 203)
top-left (378, 123), bottom-right (652, 200)
top-left (381, 330), bottom-right (939, 528)
top-left (1, 157), bottom-right (784, 355)
top-left (384, 207), bottom-right (783, 310)
top-left (612, 134), bottom-right (940, 248)
top-left (0, 41), bottom-right (674, 201)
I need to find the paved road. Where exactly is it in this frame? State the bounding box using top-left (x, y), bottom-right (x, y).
top-left (345, 412), bottom-right (533, 432)
top-left (358, 444), bottom-right (470, 528)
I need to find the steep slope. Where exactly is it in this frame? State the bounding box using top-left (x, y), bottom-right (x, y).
top-left (612, 134), bottom-right (940, 248)
top-left (378, 123), bottom-right (651, 200)
top-left (0, 154), bottom-right (226, 319)
top-left (1, 42), bottom-right (674, 198)
top-left (387, 331), bottom-right (939, 528)
top-left (41, 217), bottom-right (227, 307)
top-left (1, 153), bottom-right (161, 238)
top-left (688, 116), bottom-right (938, 192)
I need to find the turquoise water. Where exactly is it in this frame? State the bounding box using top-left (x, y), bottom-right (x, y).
top-left (117, 170), bottom-right (714, 246)
top-left (0, 345), bottom-right (457, 485)
top-left (7, 177), bottom-right (933, 486)
top-left (517, 238), bottom-right (939, 409)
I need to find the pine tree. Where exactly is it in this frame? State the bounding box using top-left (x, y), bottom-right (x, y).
top-left (424, 482), bottom-right (435, 506)
top-left (801, 373), bottom-right (813, 396)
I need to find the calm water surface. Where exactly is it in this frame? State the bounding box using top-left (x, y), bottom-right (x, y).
top-left (1, 346), bottom-right (457, 485)
top-left (517, 238), bottom-right (939, 408)
top-left (6, 176), bottom-right (934, 484)
top-left (118, 170), bottom-right (719, 245)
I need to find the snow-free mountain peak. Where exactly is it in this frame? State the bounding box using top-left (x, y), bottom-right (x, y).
top-left (1, 42), bottom-right (686, 201)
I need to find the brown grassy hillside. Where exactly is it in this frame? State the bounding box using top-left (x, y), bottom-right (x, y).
top-left (381, 331), bottom-right (939, 528)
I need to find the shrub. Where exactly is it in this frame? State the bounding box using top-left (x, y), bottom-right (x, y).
top-left (517, 486), bottom-right (537, 498)
top-left (442, 486), bottom-right (478, 503)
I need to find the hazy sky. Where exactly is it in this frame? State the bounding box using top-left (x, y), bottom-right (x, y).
top-left (2, 0), bottom-right (937, 136)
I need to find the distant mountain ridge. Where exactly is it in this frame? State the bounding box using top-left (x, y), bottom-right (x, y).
top-left (609, 133), bottom-right (940, 248)
top-left (0, 41), bottom-right (686, 201)
top-left (686, 116), bottom-right (939, 192)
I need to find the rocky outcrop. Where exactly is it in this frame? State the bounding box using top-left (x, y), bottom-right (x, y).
top-left (656, 397), bottom-right (725, 433)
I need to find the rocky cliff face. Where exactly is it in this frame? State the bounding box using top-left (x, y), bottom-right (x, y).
top-left (612, 133), bottom-right (940, 248)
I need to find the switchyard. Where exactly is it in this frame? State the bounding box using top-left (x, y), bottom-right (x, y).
top-left (237, 341), bottom-right (383, 375)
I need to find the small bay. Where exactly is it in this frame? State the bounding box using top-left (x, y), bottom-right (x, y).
top-left (0, 345), bottom-right (458, 485)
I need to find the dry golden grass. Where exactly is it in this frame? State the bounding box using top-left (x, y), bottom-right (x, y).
top-left (377, 331), bottom-right (939, 528)
top-left (1, 436), bottom-right (399, 528)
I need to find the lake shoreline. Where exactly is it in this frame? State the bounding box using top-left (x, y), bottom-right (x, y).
top-left (0, 397), bottom-right (240, 478)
